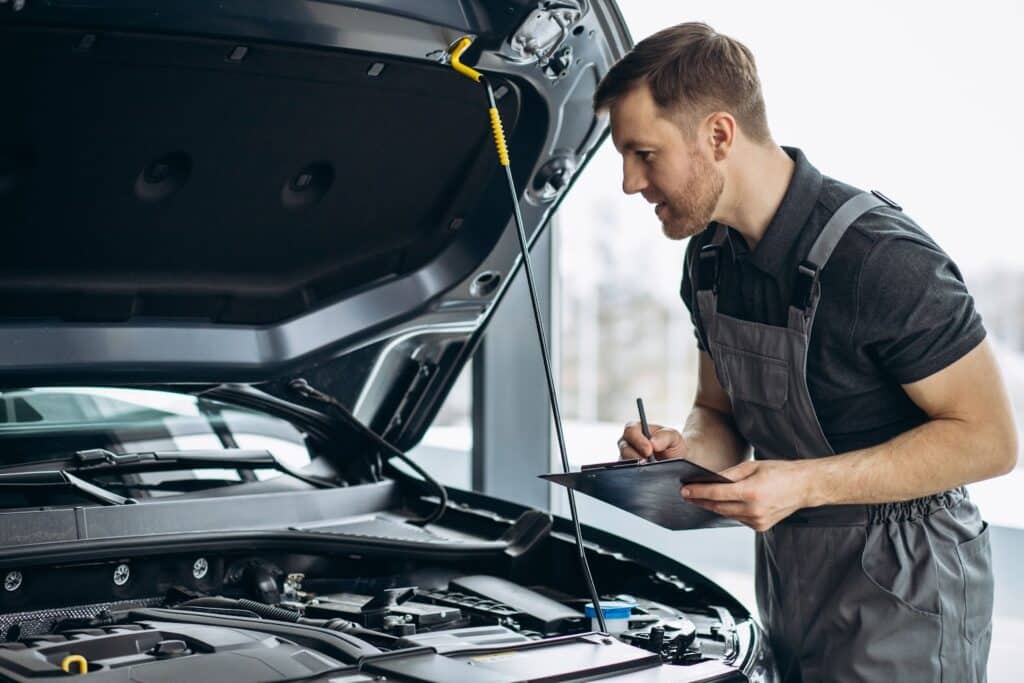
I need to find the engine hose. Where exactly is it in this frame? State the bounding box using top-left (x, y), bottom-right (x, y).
top-left (177, 597), bottom-right (397, 643)
top-left (178, 597), bottom-right (300, 622)
top-left (317, 618), bottom-right (400, 643)
top-left (288, 378), bottom-right (449, 526)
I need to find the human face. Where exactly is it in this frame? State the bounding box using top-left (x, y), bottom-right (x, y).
top-left (609, 85), bottom-right (724, 240)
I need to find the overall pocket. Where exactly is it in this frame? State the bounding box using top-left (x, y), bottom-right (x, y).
top-left (711, 343), bottom-right (789, 408)
top-left (859, 524), bottom-right (942, 617)
top-left (956, 521), bottom-right (994, 644)
top-left (827, 526), bottom-right (942, 681)
top-left (710, 343), bottom-right (791, 457)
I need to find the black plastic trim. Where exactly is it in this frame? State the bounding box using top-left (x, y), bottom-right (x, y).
top-left (0, 481), bottom-right (401, 547)
top-left (0, 527), bottom-right (511, 568)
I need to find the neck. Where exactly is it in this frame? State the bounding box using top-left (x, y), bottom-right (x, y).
top-left (715, 144), bottom-right (795, 250)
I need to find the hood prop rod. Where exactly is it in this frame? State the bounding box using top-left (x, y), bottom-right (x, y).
top-left (448, 37), bottom-right (607, 633)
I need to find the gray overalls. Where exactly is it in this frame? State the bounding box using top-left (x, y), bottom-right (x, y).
top-left (692, 192), bottom-right (994, 682)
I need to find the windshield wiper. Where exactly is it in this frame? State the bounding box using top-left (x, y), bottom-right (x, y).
top-left (0, 449), bottom-right (336, 506)
top-left (71, 448), bottom-right (335, 489)
top-left (0, 469), bottom-right (135, 505)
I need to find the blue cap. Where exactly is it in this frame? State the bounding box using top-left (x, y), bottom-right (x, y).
top-left (584, 601), bottom-right (633, 620)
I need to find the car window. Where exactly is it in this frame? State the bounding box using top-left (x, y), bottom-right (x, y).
top-left (0, 388), bottom-right (313, 499)
top-left (0, 387), bottom-right (203, 425)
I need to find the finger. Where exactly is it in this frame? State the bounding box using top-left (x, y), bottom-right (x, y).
top-left (621, 422), bottom-right (644, 453)
top-left (618, 439), bottom-right (644, 461)
top-left (718, 460), bottom-right (759, 482)
top-left (687, 499), bottom-right (751, 517)
top-left (624, 421), bottom-right (664, 437)
top-left (681, 482), bottom-right (745, 502)
top-left (648, 427), bottom-right (681, 455)
top-left (686, 498), bottom-right (758, 527)
top-left (622, 421), bottom-right (662, 457)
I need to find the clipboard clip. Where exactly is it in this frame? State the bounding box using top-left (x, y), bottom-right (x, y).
top-left (581, 459), bottom-right (645, 472)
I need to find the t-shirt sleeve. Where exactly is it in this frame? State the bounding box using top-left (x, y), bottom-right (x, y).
top-left (855, 235), bottom-right (986, 384)
top-left (679, 236), bottom-right (708, 352)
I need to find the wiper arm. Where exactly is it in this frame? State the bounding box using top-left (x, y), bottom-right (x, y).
top-left (0, 450), bottom-right (335, 507)
top-left (73, 449), bottom-right (335, 489)
top-left (0, 470), bottom-right (135, 505)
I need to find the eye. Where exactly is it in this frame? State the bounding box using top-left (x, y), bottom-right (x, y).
top-left (636, 150), bottom-right (654, 163)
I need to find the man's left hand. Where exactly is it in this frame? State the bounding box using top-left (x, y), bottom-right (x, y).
top-left (682, 459), bottom-right (815, 531)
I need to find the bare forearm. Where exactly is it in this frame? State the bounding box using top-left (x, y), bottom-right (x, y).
top-left (806, 416), bottom-right (1018, 506)
top-left (682, 404), bottom-right (751, 473)
top-left (682, 342), bottom-right (1018, 530)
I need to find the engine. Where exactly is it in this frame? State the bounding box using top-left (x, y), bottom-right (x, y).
top-left (0, 553), bottom-right (755, 682)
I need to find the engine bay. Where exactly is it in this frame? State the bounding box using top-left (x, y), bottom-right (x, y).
top-left (0, 548), bottom-right (754, 682)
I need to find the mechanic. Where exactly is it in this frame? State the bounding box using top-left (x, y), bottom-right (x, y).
top-left (599, 22), bottom-right (1017, 682)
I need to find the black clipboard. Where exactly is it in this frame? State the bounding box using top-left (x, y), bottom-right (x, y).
top-left (539, 458), bottom-right (740, 530)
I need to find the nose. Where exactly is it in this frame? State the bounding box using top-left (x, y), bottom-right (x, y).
top-left (621, 159), bottom-right (647, 196)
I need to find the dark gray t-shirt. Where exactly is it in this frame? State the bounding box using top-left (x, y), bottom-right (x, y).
top-left (680, 148), bottom-right (986, 454)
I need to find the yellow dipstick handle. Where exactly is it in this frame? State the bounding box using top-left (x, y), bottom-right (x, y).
top-left (488, 107), bottom-right (510, 167)
top-left (61, 654), bottom-right (88, 674)
top-left (448, 37), bottom-right (482, 82)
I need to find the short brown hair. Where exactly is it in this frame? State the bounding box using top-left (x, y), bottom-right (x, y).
top-left (594, 22), bottom-right (771, 143)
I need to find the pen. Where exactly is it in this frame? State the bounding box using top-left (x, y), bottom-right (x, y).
top-left (636, 397), bottom-right (655, 463)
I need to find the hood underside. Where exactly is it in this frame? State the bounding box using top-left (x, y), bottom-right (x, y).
top-left (0, 0), bottom-right (631, 442)
top-left (2, 26), bottom-right (503, 328)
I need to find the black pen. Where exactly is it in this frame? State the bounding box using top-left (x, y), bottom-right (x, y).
top-left (636, 397), bottom-right (655, 463)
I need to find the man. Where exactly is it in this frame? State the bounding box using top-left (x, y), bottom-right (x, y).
top-left (600, 22), bottom-right (1017, 682)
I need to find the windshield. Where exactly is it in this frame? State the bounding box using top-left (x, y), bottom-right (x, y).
top-left (0, 387), bottom-right (313, 501)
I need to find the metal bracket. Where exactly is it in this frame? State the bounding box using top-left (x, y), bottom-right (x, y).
top-left (509, 1), bottom-right (582, 78)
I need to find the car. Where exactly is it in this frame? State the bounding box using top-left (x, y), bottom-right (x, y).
top-left (0, 1), bottom-right (778, 680)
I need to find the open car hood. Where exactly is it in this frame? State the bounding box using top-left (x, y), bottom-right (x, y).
top-left (0, 0), bottom-right (631, 442)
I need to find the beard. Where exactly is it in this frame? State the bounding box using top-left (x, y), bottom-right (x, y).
top-left (658, 149), bottom-right (724, 241)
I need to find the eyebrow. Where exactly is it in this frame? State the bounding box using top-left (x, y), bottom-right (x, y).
top-left (614, 139), bottom-right (656, 153)
top-left (620, 140), bottom-right (656, 151)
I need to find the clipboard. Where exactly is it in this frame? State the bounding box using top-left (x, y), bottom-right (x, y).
top-left (539, 458), bottom-right (740, 530)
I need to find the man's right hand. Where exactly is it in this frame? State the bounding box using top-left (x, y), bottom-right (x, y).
top-left (617, 421), bottom-right (690, 461)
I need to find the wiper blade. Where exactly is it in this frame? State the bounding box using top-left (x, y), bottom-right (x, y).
top-left (72, 448), bottom-right (335, 489)
top-left (0, 449), bottom-right (335, 507)
top-left (0, 470), bottom-right (134, 505)
top-left (76, 448), bottom-right (277, 471)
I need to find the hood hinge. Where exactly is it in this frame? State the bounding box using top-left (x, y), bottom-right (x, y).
top-left (509, 1), bottom-right (582, 80)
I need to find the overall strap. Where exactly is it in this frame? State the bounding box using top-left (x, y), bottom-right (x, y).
top-left (694, 224), bottom-right (730, 292)
top-left (789, 191), bottom-right (897, 327)
top-left (692, 225), bottom-right (729, 354)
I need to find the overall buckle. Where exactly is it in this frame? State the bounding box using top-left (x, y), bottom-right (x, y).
top-left (792, 261), bottom-right (820, 312)
top-left (870, 189), bottom-right (902, 211)
top-left (697, 245), bottom-right (720, 293)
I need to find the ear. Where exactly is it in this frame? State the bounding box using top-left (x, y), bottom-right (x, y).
top-left (703, 112), bottom-right (736, 161)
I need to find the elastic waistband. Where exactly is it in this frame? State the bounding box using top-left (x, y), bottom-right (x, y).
top-left (780, 488), bottom-right (966, 527)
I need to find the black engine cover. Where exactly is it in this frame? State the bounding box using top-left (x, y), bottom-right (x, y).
top-left (0, 619), bottom-right (346, 682)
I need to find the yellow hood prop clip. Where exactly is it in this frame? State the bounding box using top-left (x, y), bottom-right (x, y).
top-left (448, 37), bottom-right (509, 167)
